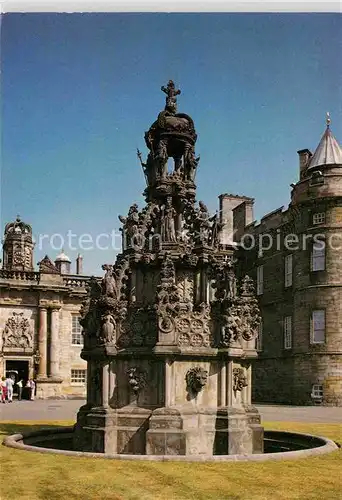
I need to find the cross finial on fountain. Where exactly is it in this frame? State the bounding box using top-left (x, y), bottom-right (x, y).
top-left (161, 80), bottom-right (181, 112)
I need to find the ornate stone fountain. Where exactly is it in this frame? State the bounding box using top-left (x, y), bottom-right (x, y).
top-left (74, 81), bottom-right (263, 456)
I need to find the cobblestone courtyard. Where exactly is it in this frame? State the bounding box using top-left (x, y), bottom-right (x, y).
top-left (1, 399), bottom-right (341, 423)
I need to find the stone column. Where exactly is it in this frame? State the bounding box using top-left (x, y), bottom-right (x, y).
top-left (165, 358), bottom-right (172, 407)
top-left (49, 307), bottom-right (60, 378)
top-left (200, 269), bottom-right (208, 304)
top-left (102, 364), bottom-right (109, 408)
top-left (220, 362), bottom-right (227, 407)
top-left (227, 360), bottom-right (233, 407)
top-left (86, 362), bottom-right (93, 406)
top-left (109, 360), bottom-right (117, 407)
top-left (38, 307), bottom-right (48, 378)
top-left (130, 270), bottom-right (136, 303)
top-left (246, 364), bottom-right (252, 405)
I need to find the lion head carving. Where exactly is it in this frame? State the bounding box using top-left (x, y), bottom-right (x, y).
top-left (185, 366), bottom-right (208, 394)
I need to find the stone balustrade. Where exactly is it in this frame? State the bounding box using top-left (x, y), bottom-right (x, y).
top-left (62, 276), bottom-right (91, 288)
top-left (0, 270), bottom-right (96, 291)
top-left (0, 269), bottom-right (40, 282)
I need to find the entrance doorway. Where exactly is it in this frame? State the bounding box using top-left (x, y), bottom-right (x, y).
top-left (5, 360), bottom-right (29, 398)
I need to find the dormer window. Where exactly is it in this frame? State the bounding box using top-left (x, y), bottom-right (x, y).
top-left (312, 212), bottom-right (325, 225)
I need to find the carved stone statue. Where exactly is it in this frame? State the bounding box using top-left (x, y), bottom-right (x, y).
top-left (226, 259), bottom-right (237, 300)
top-left (161, 197), bottom-right (176, 242)
top-left (208, 212), bottom-right (224, 247)
top-left (241, 275), bottom-right (255, 296)
top-left (211, 258), bottom-right (238, 301)
top-left (185, 367), bottom-right (208, 394)
top-left (137, 149), bottom-right (157, 186)
top-left (80, 258), bottom-right (130, 349)
top-left (119, 204), bottom-right (141, 248)
top-left (99, 314), bottom-right (116, 344)
top-left (184, 143), bottom-right (200, 181)
top-left (191, 201), bottom-right (210, 244)
top-left (156, 139), bottom-right (168, 179)
top-left (233, 367), bottom-right (248, 392)
top-left (101, 264), bottom-right (117, 299)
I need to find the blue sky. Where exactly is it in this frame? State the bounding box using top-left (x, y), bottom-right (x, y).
top-left (1, 13), bottom-right (341, 275)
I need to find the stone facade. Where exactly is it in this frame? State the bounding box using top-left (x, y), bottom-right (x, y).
top-left (0, 218), bottom-right (91, 399)
top-left (219, 119), bottom-right (342, 406)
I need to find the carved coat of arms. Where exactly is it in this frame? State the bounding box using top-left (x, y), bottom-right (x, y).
top-left (2, 312), bottom-right (33, 349)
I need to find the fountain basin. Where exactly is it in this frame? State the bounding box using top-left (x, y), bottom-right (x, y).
top-left (2, 426), bottom-right (339, 462)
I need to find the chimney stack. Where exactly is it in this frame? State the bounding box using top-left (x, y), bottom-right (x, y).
top-left (76, 254), bottom-right (83, 275)
top-left (297, 149), bottom-right (312, 179)
top-left (218, 194), bottom-right (254, 245)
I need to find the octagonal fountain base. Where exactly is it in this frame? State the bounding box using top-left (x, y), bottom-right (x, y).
top-left (2, 426), bottom-right (339, 462)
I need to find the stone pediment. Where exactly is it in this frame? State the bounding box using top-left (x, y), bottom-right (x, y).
top-left (38, 255), bottom-right (60, 274)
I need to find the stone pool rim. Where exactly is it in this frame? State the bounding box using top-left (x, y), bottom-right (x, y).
top-left (2, 426), bottom-right (339, 462)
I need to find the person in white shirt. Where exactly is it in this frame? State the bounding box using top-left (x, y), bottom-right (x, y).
top-left (5, 377), bottom-right (15, 403)
top-left (1, 377), bottom-right (7, 403)
top-left (27, 379), bottom-right (36, 400)
top-left (16, 379), bottom-right (24, 401)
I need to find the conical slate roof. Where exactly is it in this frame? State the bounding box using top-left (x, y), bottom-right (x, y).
top-left (307, 119), bottom-right (342, 171)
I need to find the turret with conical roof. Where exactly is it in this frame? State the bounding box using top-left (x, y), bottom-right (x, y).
top-left (307, 113), bottom-right (342, 172)
top-left (292, 114), bottom-right (342, 205)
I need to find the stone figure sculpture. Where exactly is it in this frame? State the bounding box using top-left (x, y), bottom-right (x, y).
top-left (194, 201), bottom-right (210, 243)
top-left (233, 367), bottom-right (248, 392)
top-left (161, 197), bottom-right (177, 242)
top-left (101, 264), bottom-right (117, 299)
top-left (99, 314), bottom-right (116, 344)
top-left (184, 143), bottom-right (200, 181)
top-left (208, 212), bottom-right (224, 247)
top-left (225, 259), bottom-right (237, 300)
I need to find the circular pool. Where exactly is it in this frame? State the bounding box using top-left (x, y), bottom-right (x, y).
top-left (2, 426), bottom-right (339, 462)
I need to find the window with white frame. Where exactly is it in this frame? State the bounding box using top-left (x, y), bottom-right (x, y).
top-left (71, 315), bottom-right (83, 345)
top-left (284, 316), bottom-right (292, 349)
top-left (284, 254), bottom-right (293, 288)
top-left (311, 384), bottom-right (323, 399)
top-left (312, 212), bottom-right (325, 225)
top-left (257, 265), bottom-right (264, 295)
top-left (255, 320), bottom-right (263, 351)
top-left (311, 310), bottom-right (325, 344)
top-left (71, 369), bottom-right (86, 384)
top-left (311, 240), bottom-right (325, 271)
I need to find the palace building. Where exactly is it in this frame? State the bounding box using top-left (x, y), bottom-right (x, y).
top-left (0, 217), bottom-right (90, 399)
top-left (219, 116), bottom-right (342, 406)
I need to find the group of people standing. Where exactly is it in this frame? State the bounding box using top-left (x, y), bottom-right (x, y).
top-left (0, 376), bottom-right (36, 402)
